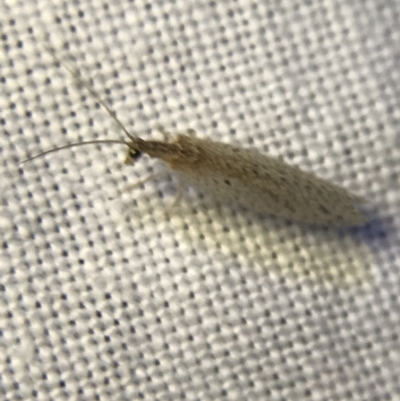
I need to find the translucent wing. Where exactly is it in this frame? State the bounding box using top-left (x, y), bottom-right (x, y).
top-left (168, 136), bottom-right (366, 226)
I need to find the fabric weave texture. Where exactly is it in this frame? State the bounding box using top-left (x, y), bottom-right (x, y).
top-left (1, 1), bottom-right (400, 400)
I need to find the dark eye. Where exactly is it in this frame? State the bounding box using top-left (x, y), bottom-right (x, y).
top-left (124, 148), bottom-right (142, 165)
top-left (128, 149), bottom-right (141, 160)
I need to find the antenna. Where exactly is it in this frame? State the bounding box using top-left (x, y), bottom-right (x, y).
top-left (19, 139), bottom-right (128, 164)
top-left (43, 45), bottom-right (136, 142)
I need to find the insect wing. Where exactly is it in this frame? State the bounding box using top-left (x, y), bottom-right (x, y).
top-left (172, 138), bottom-right (366, 226)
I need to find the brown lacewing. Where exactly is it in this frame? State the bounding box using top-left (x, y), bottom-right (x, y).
top-left (21, 47), bottom-right (367, 227)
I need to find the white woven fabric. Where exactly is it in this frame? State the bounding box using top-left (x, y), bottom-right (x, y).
top-left (1, 1), bottom-right (400, 400)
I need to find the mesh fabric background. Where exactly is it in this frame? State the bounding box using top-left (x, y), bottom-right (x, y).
top-left (1, 1), bottom-right (400, 400)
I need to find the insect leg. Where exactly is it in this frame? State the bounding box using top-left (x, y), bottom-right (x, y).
top-left (165, 182), bottom-right (185, 216)
top-left (186, 128), bottom-right (196, 137)
top-left (109, 171), bottom-right (170, 200)
top-left (156, 126), bottom-right (171, 142)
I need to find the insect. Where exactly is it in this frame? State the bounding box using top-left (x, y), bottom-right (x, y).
top-left (21, 47), bottom-right (368, 227)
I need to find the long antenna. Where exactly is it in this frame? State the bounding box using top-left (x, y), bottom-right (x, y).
top-left (19, 139), bottom-right (128, 164)
top-left (44, 45), bottom-right (136, 142)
